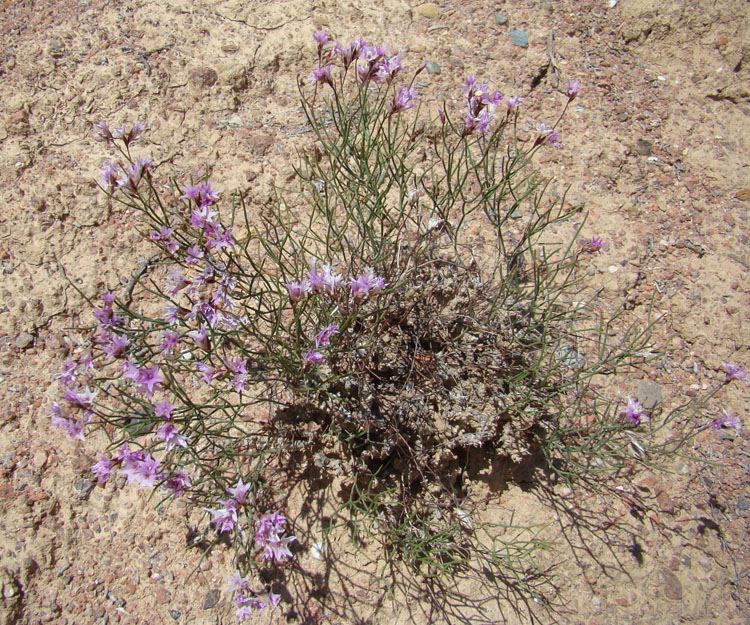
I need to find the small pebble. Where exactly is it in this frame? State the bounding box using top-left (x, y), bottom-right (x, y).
top-left (203, 589), bottom-right (220, 609)
top-left (510, 29), bottom-right (529, 48)
top-left (495, 12), bottom-right (508, 24)
top-left (425, 61), bottom-right (441, 75)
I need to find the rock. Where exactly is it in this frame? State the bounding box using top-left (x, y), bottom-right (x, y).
top-left (495, 12), bottom-right (508, 25)
top-left (247, 134), bottom-right (274, 157)
top-left (169, 610), bottom-right (181, 620)
top-left (662, 569), bottom-right (683, 600)
top-left (735, 188), bottom-right (750, 201)
top-left (413, 3), bottom-right (439, 18)
top-left (14, 332), bottom-right (34, 350)
top-left (656, 489), bottom-right (676, 514)
top-left (221, 42), bottom-right (239, 53)
top-left (425, 61), bottom-right (441, 75)
top-left (635, 139), bottom-right (652, 155)
top-left (617, 111), bottom-right (629, 122)
top-left (189, 67), bottom-right (218, 89)
top-left (541, 0), bottom-right (554, 10)
top-left (155, 586), bottom-right (171, 604)
top-left (75, 479), bottom-right (95, 500)
top-left (202, 589), bottom-right (220, 609)
top-left (510, 29), bottom-right (529, 48)
top-left (636, 380), bottom-right (662, 410)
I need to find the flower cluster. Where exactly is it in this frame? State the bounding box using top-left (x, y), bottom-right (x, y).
top-left (462, 75), bottom-right (503, 136)
top-left (205, 479), bottom-right (252, 534)
top-left (285, 260), bottom-right (386, 306)
top-left (254, 511), bottom-right (295, 562)
top-left (90, 444), bottom-right (191, 495)
top-left (229, 572), bottom-right (281, 621)
top-left (308, 33), bottom-right (411, 100)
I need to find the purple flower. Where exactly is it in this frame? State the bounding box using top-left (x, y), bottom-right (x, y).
top-left (254, 511), bottom-right (295, 562)
top-left (63, 386), bottom-right (97, 410)
top-left (390, 86), bottom-right (419, 114)
top-left (189, 205), bottom-right (219, 230)
top-left (723, 363), bottom-right (749, 384)
top-left (164, 471), bottom-right (191, 497)
top-left (153, 398), bottom-right (175, 420)
top-left (567, 79), bottom-right (580, 100)
top-left (103, 334), bottom-right (129, 359)
top-left (55, 359), bottom-right (78, 386)
top-left (111, 121), bottom-right (146, 145)
top-left (181, 182), bottom-right (219, 207)
top-left (93, 120), bottom-right (113, 143)
top-left (185, 244), bottom-right (204, 265)
top-left (206, 499), bottom-right (238, 533)
top-left (207, 227), bottom-right (235, 251)
top-left (116, 156), bottom-right (153, 197)
top-left (313, 30), bottom-right (329, 45)
top-left (349, 269), bottom-right (386, 299)
top-left (227, 478), bottom-right (251, 505)
top-left (156, 422), bottom-right (189, 451)
top-left (506, 95), bottom-right (523, 110)
top-left (136, 365), bottom-right (164, 396)
top-left (189, 326), bottom-right (210, 351)
top-left (165, 305), bottom-right (182, 325)
top-left (534, 122), bottom-right (561, 148)
top-left (52, 412), bottom-right (86, 441)
top-left (195, 362), bottom-right (220, 385)
top-left (581, 236), bottom-right (609, 253)
top-left (160, 331), bottom-right (179, 355)
top-left (120, 450), bottom-right (163, 489)
top-left (314, 324), bottom-right (339, 348)
top-left (304, 350), bottom-right (325, 367)
top-left (307, 261), bottom-right (341, 294)
top-left (91, 454), bottom-right (115, 484)
top-left (308, 65), bottom-right (333, 87)
top-left (710, 408), bottom-right (742, 432)
top-left (228, 571), bottom-right (250, 593)
top-left (620, 397), bottom-right (647, 425)
top-left (99, 162), bottom-right (120, 190)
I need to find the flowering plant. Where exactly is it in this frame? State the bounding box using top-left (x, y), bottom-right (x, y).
top-left (52, 33), bottom-right (739, 622)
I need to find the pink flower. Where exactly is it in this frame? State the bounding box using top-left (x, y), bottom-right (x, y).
top-left (314, 324), bottom-right (339, 348)
top-left (620, 397), bottom-right (647, 425)
top-left (304, 350), bottom-right (325, 367)
top-left (581, 236), bottom-right (609, 253)
top-left (723, 363), bottom-right (748, 384)
top-left (710, 408), bottom-right (742, 432)
top-left (156, 422), bottom-right (189, 451)
top-left (254, 511), bottom-right (295, 562)
top-left (136, 365), bottom-right (164, 396)
top-left (164, 471), bottom-right (191, 496)
top-left (285, 280), bottom-right (311, 304)
top-left (227, 478), bottom-right (251, 505)
top-left (91, 453), bottom-right (115, 484)
top-left (390, 86), bottom-right (419, 114)
top-left (308, 65), bottom-right (333, 87)
top-left (206, 499), bottom-right (238, 533)
top-left (567, 79), bottom-right (580, 100)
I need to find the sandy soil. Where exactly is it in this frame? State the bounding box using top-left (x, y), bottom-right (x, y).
top-left (0, 0), bottom-right (748, 623)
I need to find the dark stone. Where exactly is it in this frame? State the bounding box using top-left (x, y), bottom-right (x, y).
top-left (635, 138), bottom-right (652, 155)
top-left (202, 589), bottom-right (220, 609)
top-left (189, 67), bottom-right (218, 89)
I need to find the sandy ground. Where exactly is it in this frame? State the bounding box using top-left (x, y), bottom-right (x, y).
top-left (0, 0), bottom-right (748, 623)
